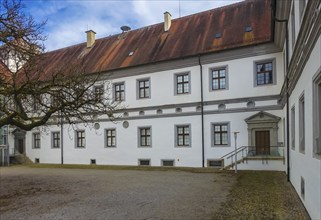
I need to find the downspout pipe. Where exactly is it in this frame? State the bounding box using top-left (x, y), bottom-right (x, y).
top-left (198, 55), bottom-right (205, 168)
top-left (60, 111), bottom-right (64, 165)
top-left (274, 17), bottom-right (290, 182)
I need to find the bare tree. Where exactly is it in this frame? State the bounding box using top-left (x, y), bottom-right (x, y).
top-left (0, 0), bottom-right (121, 131)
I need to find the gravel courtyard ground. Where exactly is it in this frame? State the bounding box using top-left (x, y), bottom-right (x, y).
top-left (0, 166), bottom-right (310, 220)
top-left (0, 166), bottom-right (234, 220)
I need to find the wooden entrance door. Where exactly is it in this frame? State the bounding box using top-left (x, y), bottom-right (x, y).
top-left (18, 139), bottom-right (24, 154)
top-left (255, 131), bottom-right (270, 155)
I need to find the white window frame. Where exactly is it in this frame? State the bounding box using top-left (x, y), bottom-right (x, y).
top-left (175, 124), bottom-right (191, 147)
top-left (32, 133), bottom-right (41, 149)
top-left (113, 82), bottom-right (125, 101)
top-left (137, 78), bottom-right (151, 99)
top-left (105, 128), bottom-right (116, 148)
top-left (75, 130), bottom-right (86, 148)
top-left (211, 122), bottom-right (231, 147)
top-left (209, 65), bottom-right (229, 91)
top-left (51, 131), bottom-right (60, 149)
top-left (138, 127), bottom-right (152, 148)
top-left (93, 85), bottom-right (104, 102)
top-left (291, 106), bottom-right (295, 150)
top-left (253, 58), bottom-right (276, 87)
top-left (174, 72), bottom-right (191, 95)
top-left (299, 93), bottom-right (305, 154)
top-left (313, 71), bottom-right (321, 157)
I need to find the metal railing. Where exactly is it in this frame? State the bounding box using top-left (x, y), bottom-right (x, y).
top-left (221, 146), bottom-right (285, 169)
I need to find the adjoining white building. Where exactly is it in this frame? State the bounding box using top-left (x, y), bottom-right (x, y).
top-left (3, 0), bottom-right (320, 218)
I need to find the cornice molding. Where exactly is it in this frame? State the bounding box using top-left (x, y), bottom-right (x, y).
top-left (287, 1), bottom-right (321, 95)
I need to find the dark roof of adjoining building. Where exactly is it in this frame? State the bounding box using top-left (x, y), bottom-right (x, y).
top-left (36, 0), bottom-right (272, 80)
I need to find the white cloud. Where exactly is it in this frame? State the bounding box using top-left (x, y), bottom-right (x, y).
top-left (25, 0), bottom-right (243, 51)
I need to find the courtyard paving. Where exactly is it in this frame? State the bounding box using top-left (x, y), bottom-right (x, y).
top-left (0, 166), bottom-right (234, 220)
top-left (0, 166), bottom-right (310, 220)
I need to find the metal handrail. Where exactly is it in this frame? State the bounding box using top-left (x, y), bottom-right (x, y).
top-left (221, 146), bottom-right (247, 159)
top-left (221, 145), bottom-right (285, 169)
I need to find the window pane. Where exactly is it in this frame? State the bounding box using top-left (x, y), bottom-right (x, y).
top-left (219, 70), bottom-right (225, 77)
top-left (213, 71), bottom-right (218, 78)
top-left (257, 64), bottom-right (263, 72)
top-left (178, 135), bottom-right (183, 145)
top-left (214, 134), bottom-right (221, 144)
top-left (177, 84), bottom-right (183, 94)
top-left (184, 83), bottom-right (189, 93)
top-left (222, 133), bottom-right (228, 145)
top-left (184, 135), bottom-right (190, 145)
top-left (141, 137), bottom-right (146, 146)
top-left (184, 127), bottom-right (189, 134)
top-left (177, 76), bottom-right (183, 83)
top-left (220, 79), bottom-right (226, 89)
top-left (183, 75), bottom-right (189, 82)
top-left (265, 63), bottom-right (272, 71)
top-left (214, 126), bottom-right (220, 131)
top-left (145, 89), bottom-right (150, 97)
top-left (213, 80), bottom-right (218, 90)
top-left (222, 125), bottom-right (227, 131)
top-left (146, 137), bottom-right (151, 146)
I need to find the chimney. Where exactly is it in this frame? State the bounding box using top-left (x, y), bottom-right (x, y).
top-left (164, 12), bottom-right (172, 32)
top-left (85, 30), bottom-right (96, 48)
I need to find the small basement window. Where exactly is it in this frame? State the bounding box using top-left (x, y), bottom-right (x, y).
top-left (301, 177), bottom-right (305, 200)
top-left (162, 160), bottom-right (174, 167)
top-left (35, 158), bottom-right (40, 164)
top-left (207, 159), bottom-right (223, 168)
top-left (245, 26), bottom-right (252, 32)
top-left (215, 33), bottom-right (221, 38)
top-left (90, 159), bottom-right (96, 165)
top-left (138, 159), bottom-right (150, 166)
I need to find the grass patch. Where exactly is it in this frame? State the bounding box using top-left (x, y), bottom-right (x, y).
top-left (26, 163), bottom-right (230, 174)
top-left (213, 171), bottom-right (309, 220)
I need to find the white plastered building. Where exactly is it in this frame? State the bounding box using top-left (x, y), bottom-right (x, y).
top-left (4, 0), bottom-right (321, 218)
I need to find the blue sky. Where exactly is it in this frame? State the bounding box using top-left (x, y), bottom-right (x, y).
top-left (24, 0), bottom-right (242, 51)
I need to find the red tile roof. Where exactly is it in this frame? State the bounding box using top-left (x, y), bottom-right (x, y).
top-left (37, 0), bottom-right (272, 79)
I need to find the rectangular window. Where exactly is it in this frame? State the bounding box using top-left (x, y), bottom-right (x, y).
top-left (51, 95), bottom-right (59, 108)
top-left (207, 159), bottom-right (224, 168)
top-left (291, 106), bottom-right (295, 150)
top-left (313, 72), bottom-right (321, 155)
top-left (139, 127), bottom-right (151, 147)
top-left (299, 94), bottom-right (305, 153)
top-left (138, 79), bottom-right (150, 99)
top-left (176, 125), bottom-right (190, 147)
top-left (52, 132), bottom-right (60, 148)
top-left (161, 160), bottom-right (174, 166)
top-left (94, 85), bottom-right (104, 102)
top-left (256, 62), bottom-right (273, 85)
top-left (106, 129), bottom-right (116, 147)
top-left (114, 83), bottom-right (125, 101)
top-left (138, 159), bottom-right (150, 166)
top-left (211, 67), bottom-right (227, 90)
top-left (213, 123), bottom-right (229, 146)
top-left (291, 5), bottom-right (296, 47)
top-left (32, 95), bottom-right (40, 111)
top-left (76, 131), bottom-right (85, 148)
top-left (176, 73), bottom-right (190, 94)
top-left (33, 133), bottom-right (40, 149)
